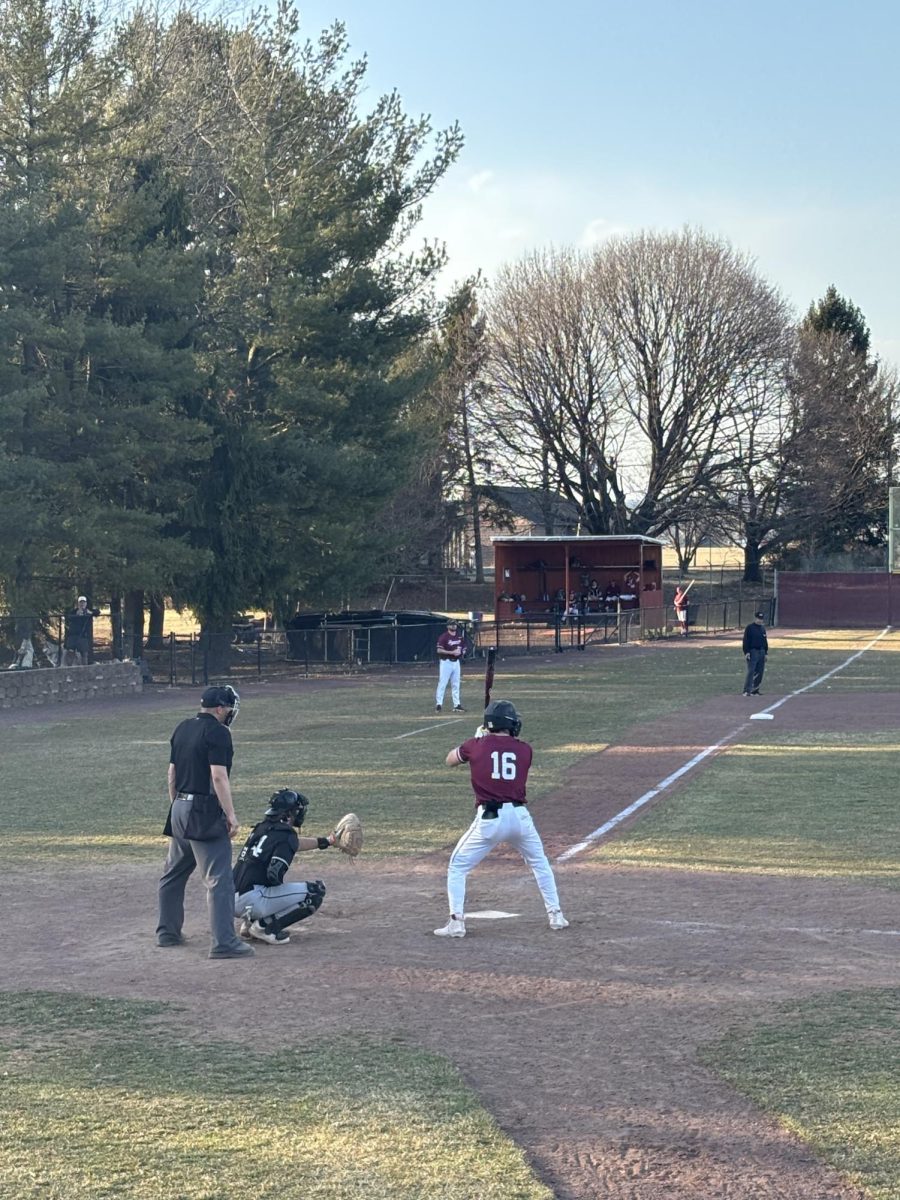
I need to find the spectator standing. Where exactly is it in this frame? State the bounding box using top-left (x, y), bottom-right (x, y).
top-left (62, 595), bottom-right (100, 665)
top-left (435, 619), bottom-right (466, 713)
top-left (742, 611), bottom-right (769, 696)
top-left (156, 684), bottom-right (253, 959)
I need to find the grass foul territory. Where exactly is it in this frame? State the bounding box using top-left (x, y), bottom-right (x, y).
top-left (700, 989), bottom-right (900, 1200)
top-left (0, 992), bottom-right (552, 1200)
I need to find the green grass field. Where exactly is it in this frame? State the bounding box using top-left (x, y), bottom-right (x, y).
top-left (0, 993), bottom-right (552, 1200)
top-left (700, 989), bottom-right (900, 1200)
top-left (2, 628), bottom-right (898, 1197)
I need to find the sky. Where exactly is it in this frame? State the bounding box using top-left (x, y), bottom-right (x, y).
top-left (295, 0), bottom-right (900, 364)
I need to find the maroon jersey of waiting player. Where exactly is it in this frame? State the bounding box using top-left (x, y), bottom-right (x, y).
top-left (453, 734), bottom-right (533, 807)
top-left (436, 630), bottom-right (465, 661)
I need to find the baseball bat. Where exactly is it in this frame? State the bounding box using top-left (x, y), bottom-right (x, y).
top-left (483, 646), bottom-right (496, 708)
top-left (681, 580), bottom-right (695, 595)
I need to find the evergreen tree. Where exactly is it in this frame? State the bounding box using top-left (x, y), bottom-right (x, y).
top-left (118, 4), bottom-right (462, 650)
top-left (780, 289), bottom-right (893, 563)
top-left (0, 0), bottom-right (209, 651)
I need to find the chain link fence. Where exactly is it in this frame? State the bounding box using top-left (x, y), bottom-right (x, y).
top-left (2, 598), bottom-right (775, 683)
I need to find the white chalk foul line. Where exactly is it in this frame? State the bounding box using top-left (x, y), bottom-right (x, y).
top-left (557, 626), bottom-right (893, 863)
top-left (648, 917), bottom-right (900, 938)
top-left (395, 718), bottom-right (464, 740)
top-left (557, 726), bottom-right (744, 862)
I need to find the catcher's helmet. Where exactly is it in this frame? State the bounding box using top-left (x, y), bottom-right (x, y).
top-left (483, 699), bottom-right (522, 737)
top-left (200, 683), bottom-right (240, 726)
top-left (265, 788), bottom-right (310, 828)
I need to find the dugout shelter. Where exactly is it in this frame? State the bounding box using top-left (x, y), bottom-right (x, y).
top-left (492, 535), bottom-right (665, 621)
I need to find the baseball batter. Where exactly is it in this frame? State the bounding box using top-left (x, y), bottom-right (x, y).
top-left (434, 699), bottom-right (568, 938)
top-left (435, 619), bottom-right (466, 712)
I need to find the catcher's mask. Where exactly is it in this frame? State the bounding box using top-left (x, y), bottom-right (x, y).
top-left (484, 699), bottom-right (522, 737)
top-left (265, 788), bottom-right (310, 828)
top-left (200, 684), bottom-right (240, 726)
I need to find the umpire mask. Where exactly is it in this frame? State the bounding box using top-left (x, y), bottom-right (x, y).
top-left (200, 684), bottom-right (240, 725)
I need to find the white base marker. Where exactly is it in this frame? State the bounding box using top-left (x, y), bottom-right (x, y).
top-left (558, 627), bottom-right (893, 863)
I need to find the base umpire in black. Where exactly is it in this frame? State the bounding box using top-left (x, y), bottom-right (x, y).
top-left (156, 685), bottom-right (253, 959)
top-left (742, 611), bottom-right (769, 696)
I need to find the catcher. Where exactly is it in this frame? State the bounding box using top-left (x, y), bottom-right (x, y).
top-left (233, 790), bottom-right (362, 946)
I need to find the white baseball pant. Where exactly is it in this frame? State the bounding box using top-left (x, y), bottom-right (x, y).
top-left (446, 802), bottom-right (561, 917)
top-left (436, 658), bottom-right (461, 707)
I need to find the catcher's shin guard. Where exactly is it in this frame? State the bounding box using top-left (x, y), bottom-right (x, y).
top-left (269, 882), bottom-right (325, 932)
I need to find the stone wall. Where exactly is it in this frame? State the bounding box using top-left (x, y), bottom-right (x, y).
top-left (0, 661), bottom-right (143, 709)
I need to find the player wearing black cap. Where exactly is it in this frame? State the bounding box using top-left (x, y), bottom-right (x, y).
top-left (156, 684), bottom-right (253, 958)
top-left (742, 612), bottom-right (769, 696)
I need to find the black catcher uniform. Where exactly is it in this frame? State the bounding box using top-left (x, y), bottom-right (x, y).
top-left (233, 790), bottom-right (327, 946)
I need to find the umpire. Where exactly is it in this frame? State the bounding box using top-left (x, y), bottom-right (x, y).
top-left (742, 611), bottom-right (769, 697)
top-left (156, 685), bottom-right (253, 959)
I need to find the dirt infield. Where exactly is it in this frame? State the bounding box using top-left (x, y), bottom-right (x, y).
top-left (2, 670), bottom-right (897, 1198)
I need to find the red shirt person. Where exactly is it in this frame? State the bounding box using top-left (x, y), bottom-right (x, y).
top-left (433, 700), bottom-right (568, 938)
top-left (434, 620), bottom-right (466, 712)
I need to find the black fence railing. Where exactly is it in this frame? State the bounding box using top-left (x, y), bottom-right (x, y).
top-left (2, 599), bottom-right (775, 682)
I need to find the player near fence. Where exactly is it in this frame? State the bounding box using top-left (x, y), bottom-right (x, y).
top-left (435, 619), bottom-right (466, 713)
top-left (673, 581), bottom-right (693, 636)
top-left (433, 698), bottom-right (568, 938)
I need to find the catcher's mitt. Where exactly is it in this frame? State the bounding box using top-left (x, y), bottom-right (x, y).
top-left (331, 812), bottom-right (363, 859)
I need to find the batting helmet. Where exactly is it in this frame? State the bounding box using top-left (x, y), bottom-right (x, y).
top-left (265, 788), bottom-right (310, 828)
top-left (484, 699), bottom-right (522, 737)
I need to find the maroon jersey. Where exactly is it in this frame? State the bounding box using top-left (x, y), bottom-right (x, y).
top-left (437, 631), bottom-right (465, 660)
top-left (455, 734), bottom-right (533, 806)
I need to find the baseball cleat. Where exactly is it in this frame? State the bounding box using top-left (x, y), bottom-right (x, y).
top-left (435, 704), bottom-right (442, 712)
top-left (453, 705), bottom-right (465, 712)
top-left (548, 910), bottom-right (569, 930)
top-left (434, 916), bottom-right (466, 938)
top-left (249, 920), bottom-right (290, 945)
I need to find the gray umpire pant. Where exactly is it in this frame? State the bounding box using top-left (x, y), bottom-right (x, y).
top-left (744, 649), bottom-right (766, 694)
top-left (157, 833), bottom-right (242, 953)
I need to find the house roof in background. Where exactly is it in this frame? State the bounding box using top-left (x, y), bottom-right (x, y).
top-left (494, 486), bottom-right (580, 528)
top-left (491, 534), bottom-right (666, 546)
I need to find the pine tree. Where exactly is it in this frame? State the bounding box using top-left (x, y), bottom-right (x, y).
top-left (117, 4), bottom-right (462, 655)
top-left (781, 288), bottom-right (893, 563)
top-left (0, 1), bottom-right (209, 647)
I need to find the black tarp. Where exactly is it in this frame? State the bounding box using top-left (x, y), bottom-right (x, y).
top-left (285, 610), bottom-right (451, 663)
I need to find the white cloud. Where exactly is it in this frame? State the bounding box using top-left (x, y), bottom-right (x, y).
top-left (580, 216), bottom-right (629, 246)
top-left (467, 169), bottom-right (494, 192)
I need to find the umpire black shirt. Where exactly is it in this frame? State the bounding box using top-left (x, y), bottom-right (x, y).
top-left (742, 623), bottom-right (768, 654)
top-left (169, 713), bottom-right (234, 795)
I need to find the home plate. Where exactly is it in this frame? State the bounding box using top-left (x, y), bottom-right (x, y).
top-left (466, 910), bottom-right (519, 920)
top-left (750, 713), bottom-right (774, 720)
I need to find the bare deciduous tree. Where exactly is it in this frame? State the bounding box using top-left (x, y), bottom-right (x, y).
top-left (482, 230), bottom-right (792, 543)
top-left (484, 248), bottom-right (628, 532)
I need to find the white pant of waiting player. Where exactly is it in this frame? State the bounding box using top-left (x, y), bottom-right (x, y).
top-left (436, 658), bottom-right (461, 708)
top-left (446, 802), bottom-right (561, 917)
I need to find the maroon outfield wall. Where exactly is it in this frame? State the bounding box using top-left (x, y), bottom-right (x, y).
top-left (777, 571), bottom-right (898, 627)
